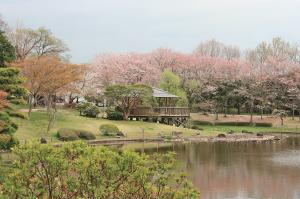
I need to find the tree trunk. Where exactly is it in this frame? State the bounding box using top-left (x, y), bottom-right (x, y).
top-left (28, 94), bottom-right (33, 118)
top-left (47, 95), bottom-right (57, 132)
top-left (292, 106), bottom-right (295, 120)
top-left (237, 106), bottom-right (241, 115)
top-left (250, 103), bottom-right (253, 124)
top-left (215, 111), bottom-right (219, 120)
top-left (123, 111), bottom-right (130, 120)
top-left (281, 117), bottom-right (284, 126)
top-left (260, 106), bottom-right (263, 120)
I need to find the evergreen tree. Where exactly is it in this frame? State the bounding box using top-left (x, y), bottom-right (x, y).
top-left (0, 30), bottom-right (15, 66)
top-left (0, 28), bottom-right (26, 149)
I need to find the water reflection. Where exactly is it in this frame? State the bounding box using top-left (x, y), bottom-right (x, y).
top-left (135, 136), bottom-right (300, 199)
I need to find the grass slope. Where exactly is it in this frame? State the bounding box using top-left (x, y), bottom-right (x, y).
top-left (12, 109), bottom-right (200, 141)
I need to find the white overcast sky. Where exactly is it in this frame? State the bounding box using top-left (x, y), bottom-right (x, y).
top-left (1, 0), bottom-right (299, 63)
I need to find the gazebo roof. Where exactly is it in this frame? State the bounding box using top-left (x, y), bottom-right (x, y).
top-left (152, 87), bottom-right (179, 98)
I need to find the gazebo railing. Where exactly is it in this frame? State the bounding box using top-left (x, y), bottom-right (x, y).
top-left (130, 107), bottom-right (190, 117)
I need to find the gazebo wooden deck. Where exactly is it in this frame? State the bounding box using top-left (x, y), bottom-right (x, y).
top-left (129, 88), bottom-right (190, 125)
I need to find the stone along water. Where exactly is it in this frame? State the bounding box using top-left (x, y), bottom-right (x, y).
top-left (136, 136), bottom-right (300, 199)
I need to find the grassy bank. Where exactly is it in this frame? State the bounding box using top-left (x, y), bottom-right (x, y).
top-left (11, 109), bottom-right (300, 143)
top-left (12, 109), bottom-right (201, 142)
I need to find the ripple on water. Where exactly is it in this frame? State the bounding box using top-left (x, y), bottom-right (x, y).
top-left (271, 150), bottom-right (300, 168)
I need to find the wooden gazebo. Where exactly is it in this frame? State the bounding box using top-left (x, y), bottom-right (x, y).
top-left (129, 87), bottom-right (190, 125)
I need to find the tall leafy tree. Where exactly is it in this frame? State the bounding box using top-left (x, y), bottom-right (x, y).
top-left (159, 70), bottom-right (188, 106)
top-left (9, 27), bottom-right (68, 61)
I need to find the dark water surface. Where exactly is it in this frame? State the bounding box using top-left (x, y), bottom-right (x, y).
top-left (135, 137), bottom-right (300, 199)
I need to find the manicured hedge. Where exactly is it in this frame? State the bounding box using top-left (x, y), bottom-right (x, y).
top-left (77, 130), bottom-right (96, 140)
top-left (99, 124), bottom-right (120, 136)
top-left (214, 121), bottom-right (251, 126)
top-left (191, 120), bottom-right (272, 127)
top-left (57, 128), bottom-right (96, 141)
top-left (254, 122), bottom-right (273, 127)
top-left (192, 120), bottom-right (212, 126)
top-left (57, 128), bottom-right (79, 141)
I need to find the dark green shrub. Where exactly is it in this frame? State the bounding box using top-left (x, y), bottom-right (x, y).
top-left (99, 124), bottom-right (120, 136)
top-left (76, 102), bottom-right (100, 118)
top-left (0, 134), bottom-right (19, 150)
top-left (106, 107), bottom-right (123, 120)
top-left (255, 122), bottom-right (273, 127)
top-left (57, 128), bottom-right (79, 141)
top-left (192, 120), bottom-right (212, 126)
top-left (77, 130), bottom-right (96, 140)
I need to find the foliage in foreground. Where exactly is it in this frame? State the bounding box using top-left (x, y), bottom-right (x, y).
top-left (0, 142), bottom-right (199, 199)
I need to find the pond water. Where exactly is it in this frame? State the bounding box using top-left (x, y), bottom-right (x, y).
top-left (132, 136), bottom-right (300, 199)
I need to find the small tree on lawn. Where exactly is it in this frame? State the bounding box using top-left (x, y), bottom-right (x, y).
top-left (272, 109), bottom-right (288, 126)
top-left (104, 84), bottom-right (152, 120)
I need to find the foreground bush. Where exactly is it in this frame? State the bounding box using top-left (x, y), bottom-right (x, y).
top-left (99, 124), bottom-right (120, 136)
top-left (0, 142), bottom-right (199, 198)
top-left (57, 128), bottom-right (96, 141)
top-left (0, 134), bottom-right (18, 150)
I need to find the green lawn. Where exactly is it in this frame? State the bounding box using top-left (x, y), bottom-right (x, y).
top-left (12, 109), bottom-right (201, 142)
